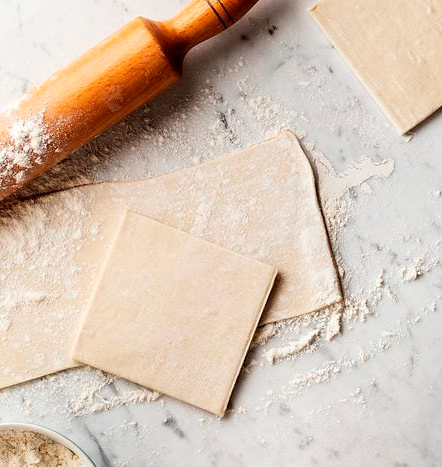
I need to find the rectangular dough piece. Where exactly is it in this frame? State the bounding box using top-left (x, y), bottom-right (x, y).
top-left (309, 0), bottom-right (442, 134)
top-left (72, 210), bottom-right (277, 417)
top-left (0, 131), bottom-right (342, 389)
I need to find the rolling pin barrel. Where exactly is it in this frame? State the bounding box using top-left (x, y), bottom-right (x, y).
top-left (0, 0), bottom-right (258, 200)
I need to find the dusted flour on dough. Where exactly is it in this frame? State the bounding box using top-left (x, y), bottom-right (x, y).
top-left (0, 430), bottom-right (83, 466)
top-left (0, 188), bottom-right (99, 389)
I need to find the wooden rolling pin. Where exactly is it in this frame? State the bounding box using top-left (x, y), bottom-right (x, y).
top-left (0, 0), bottom-right (259, 200)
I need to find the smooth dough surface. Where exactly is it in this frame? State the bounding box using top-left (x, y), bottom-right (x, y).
top-left (309, 0), bottom-right (442, 134)
top-left (72, 210), bottom-right (277, 417)
top-left (0, 131), bottom-right (342, 389)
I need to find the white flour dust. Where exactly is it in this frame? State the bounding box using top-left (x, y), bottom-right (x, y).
top-left (312, 151), bottom-right (395, 203)
top-left (264, 329), bottom-right (320, 364)
top-left (397, 256), bottom-right (441, 282)
top-left (71, 385), bottom-right (161, 417)
top-left (0, 111), bottom-right (52, 187)
top-left (0, 189), bottom-right (95, 381)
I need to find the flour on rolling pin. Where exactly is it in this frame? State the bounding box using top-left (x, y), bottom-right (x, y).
top-left (0, 0), bottom-right (259, 201)
top-left (0, 110), bottom-right (55, 187)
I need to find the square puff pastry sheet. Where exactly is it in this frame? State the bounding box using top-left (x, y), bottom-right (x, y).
top-left (310, 0), bottom-right (442, 134)
top-left (72, 210), bottom-right (277, 416)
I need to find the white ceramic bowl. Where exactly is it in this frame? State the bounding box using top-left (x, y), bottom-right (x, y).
top-left (0, 423), bottom-right (95, 466)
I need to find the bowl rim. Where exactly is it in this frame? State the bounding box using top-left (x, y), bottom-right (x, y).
top-left (0, 422), bottom-right (95, 466)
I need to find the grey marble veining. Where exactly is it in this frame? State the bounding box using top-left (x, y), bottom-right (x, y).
top-left (1, 0), bottom-right (442, 466)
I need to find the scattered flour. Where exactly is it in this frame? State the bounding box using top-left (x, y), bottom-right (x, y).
top-left (257, 325), bottom-right (406, 407)
top-left (398, 264), bottom-right (420, 282)
top-left (397, 256), bottom-right (440, 282)
top-left (251, 323), bottom-right (279, 348)
top-left (264, 329), bottom-right (319, 364)
top-left (285, 360), bottom-right (345, 395)
top-left (325, 309), bottom-right (342, 341)
top-left (313, 154), bottom-right (395, 204)
top-left (70, 387), bottom-right (161, 417)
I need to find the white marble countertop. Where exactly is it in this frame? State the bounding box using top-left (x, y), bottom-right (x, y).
top-left (1, 0), bottom-right (442, 466)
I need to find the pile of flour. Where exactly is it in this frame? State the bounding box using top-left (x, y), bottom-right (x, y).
top-left (0, 430), bottom-right (83, 466)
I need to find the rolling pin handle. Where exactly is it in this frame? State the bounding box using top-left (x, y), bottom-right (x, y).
top-left (161, 0), bottom-right (259, 58)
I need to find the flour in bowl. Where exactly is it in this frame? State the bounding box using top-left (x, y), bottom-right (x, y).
top-left (0, 429), bottom-right (83, 466)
